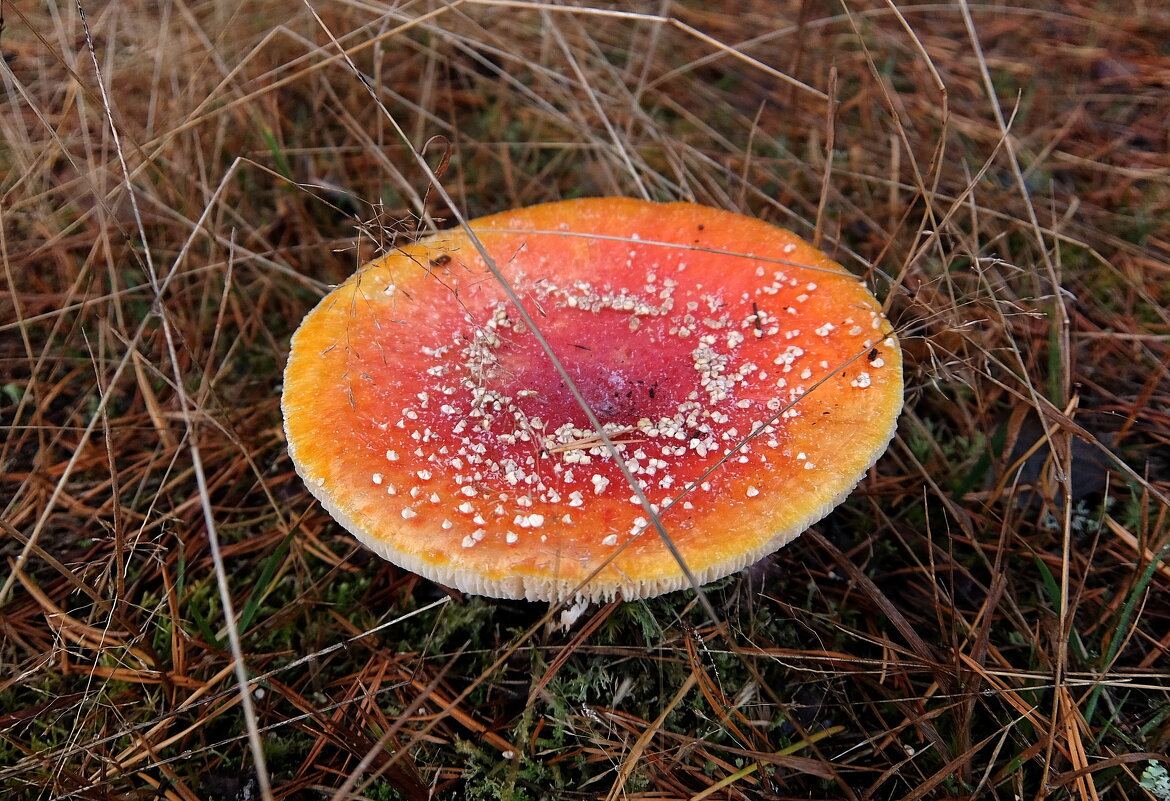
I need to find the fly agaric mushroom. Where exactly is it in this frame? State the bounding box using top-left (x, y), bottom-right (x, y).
top-left (282, 198), bottom-right (902, 602)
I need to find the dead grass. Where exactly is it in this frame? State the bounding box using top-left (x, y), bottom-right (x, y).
top-left (2, 1), bottom-right (1168, 799)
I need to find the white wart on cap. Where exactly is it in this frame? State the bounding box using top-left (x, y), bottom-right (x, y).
top-left (282, 198), bottom-right (903, 602)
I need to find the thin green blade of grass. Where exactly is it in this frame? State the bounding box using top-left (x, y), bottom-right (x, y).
top-left (255, 115), bottom-right (293, 182)
top-left (1084, 544), bottom-right (1170, 724)
top-left (235, 530), bottom-right (295, 638)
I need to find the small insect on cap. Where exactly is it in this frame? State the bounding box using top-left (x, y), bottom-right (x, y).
top-left (282, 198), bottom-right (903, 602)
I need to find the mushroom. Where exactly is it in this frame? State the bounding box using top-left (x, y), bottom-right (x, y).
top-left (282, 198), bottom-right (902, 602)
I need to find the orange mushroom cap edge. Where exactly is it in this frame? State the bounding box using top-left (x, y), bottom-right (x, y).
top-left (282, 198), bottom-right (903, 603)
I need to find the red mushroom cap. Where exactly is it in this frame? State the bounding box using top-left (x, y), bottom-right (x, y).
top-left (282, 198), bottom-right (902, 602)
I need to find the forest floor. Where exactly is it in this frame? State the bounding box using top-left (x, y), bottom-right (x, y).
top-left (1, 1), bottom-right (1168, 799)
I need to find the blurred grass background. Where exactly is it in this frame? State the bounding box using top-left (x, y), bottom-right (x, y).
top-left (1, 1), bottom-right (1168, 799)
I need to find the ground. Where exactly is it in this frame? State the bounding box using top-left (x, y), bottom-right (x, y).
top-left (1, 1), bottom-right (1168, 799)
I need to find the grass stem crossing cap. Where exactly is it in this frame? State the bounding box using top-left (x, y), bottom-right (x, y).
top-left (282, 198), bottom-right (903, 602)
